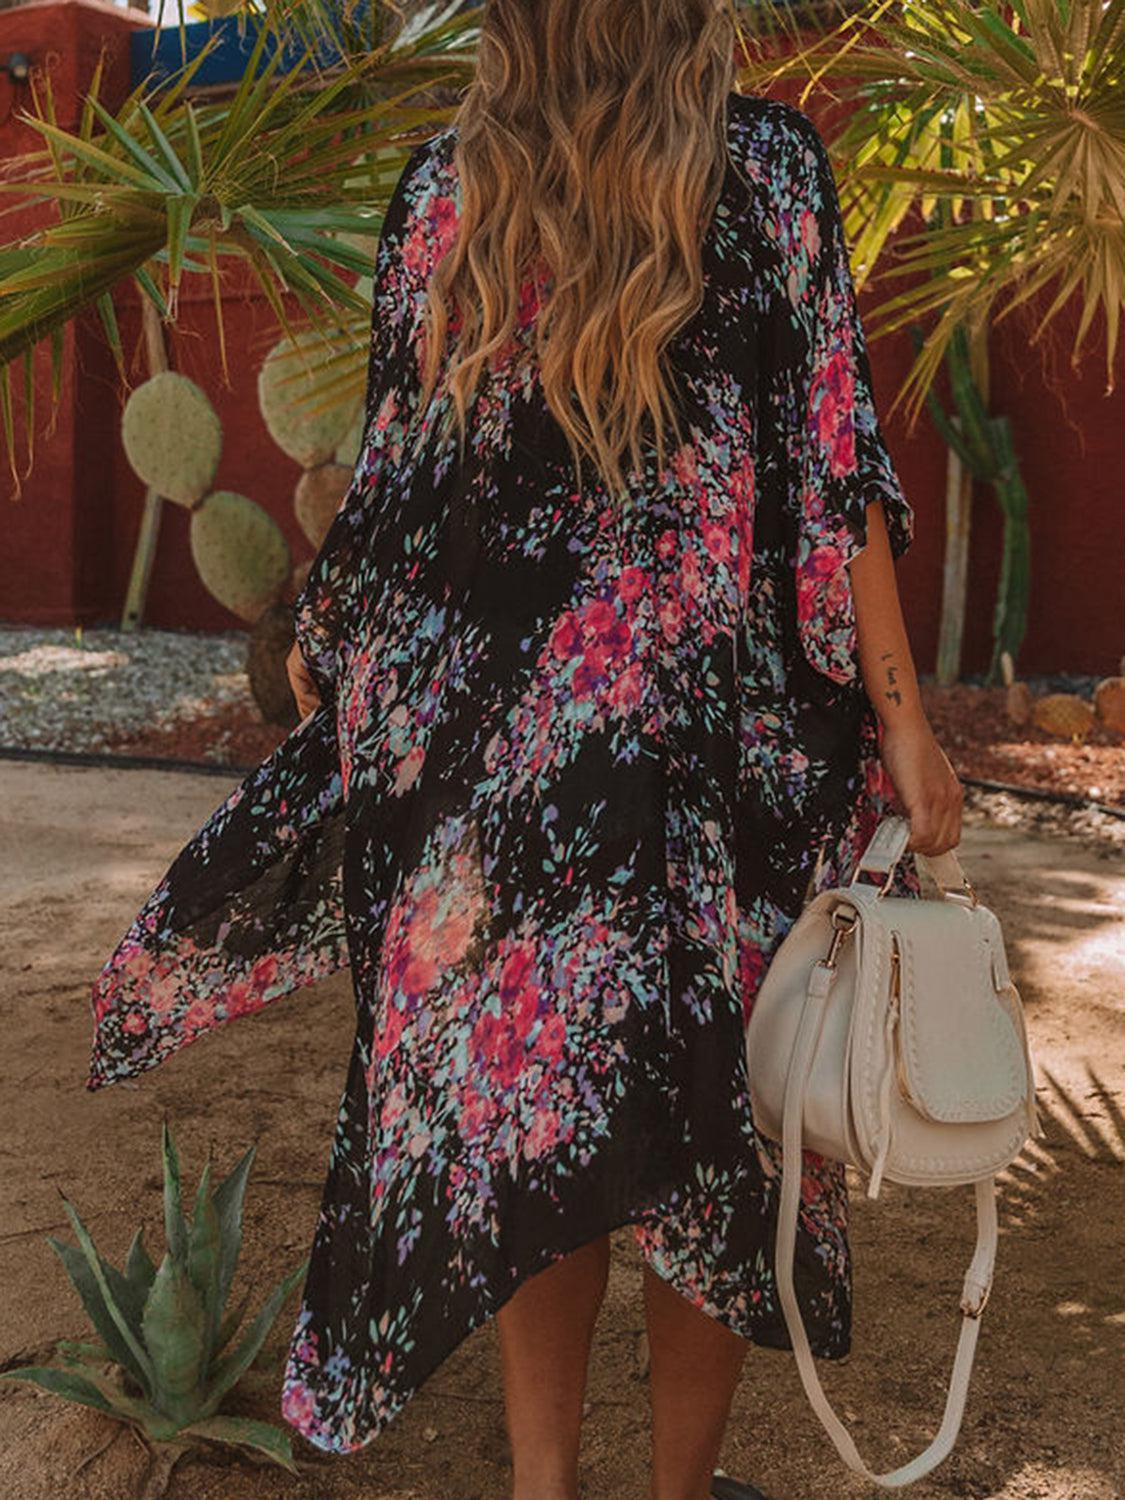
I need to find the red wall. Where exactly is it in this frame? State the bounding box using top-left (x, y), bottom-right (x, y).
top-left (1, 1), bottom-right (1121, 674)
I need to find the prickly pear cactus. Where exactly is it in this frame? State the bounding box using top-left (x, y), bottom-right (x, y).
top-left (334, 403), bottom-right (366, 469)
top-left (1030, 692), bottom-right (1096, 741)
top-left (1094, 675), bottom-right (1125, 736)
top-left (247, 602), bottom-right (300, 728)
top-left (1005, 681), bottom-right (1033, 727)
top-left (258, 332), bottom-right (357, 467)
top-left (294, 463), bottom-right (351, 549)
top-left (122, 372), bottom-right (222, 506)
top-left (189, 491), bottom-right (291, 623)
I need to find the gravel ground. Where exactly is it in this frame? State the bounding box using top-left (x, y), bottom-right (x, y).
top-left (0, 627), bottom-right (255, 753)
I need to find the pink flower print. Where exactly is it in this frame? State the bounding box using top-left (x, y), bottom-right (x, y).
top-left (122, 1012), bottom-right (148, 1036)
top-left (702, 522), bottom-right (731, 565)
top-left (581, 598), bottom-right (617, 636)
top-left (459, 1086), bottom-right (494, 1141)
top-left (522, 1108), bottom-right (560, 1162)
top-left (550, 612), bottom-right (583, 660)
top-left (810, 348), bottom-right (857, 477)
top-left (250, 953), bottom-right (279, 991)
top-left (374, 389), bottom-right (398, 434)
top-left (402, 194), bottom-right (459, 278)
top-left (513, 984), bottom-right (541, 1039)
top-left (123, 946), bottom-right (155, 983)
top-left (572, 661), bottom-right (598, 699)
top-left (147, 965), bottom-right (181, 1017)
top-left (797, 542), bottom-right (848, 630)
top-left (402, 949), bottom-right (440, 996)
top-left (499, 944), bottom-right (535, 1000)
top-left (608, 661), bottom-right (644, 715)
top-left (603, 616), bottom-right (631, 660)
top-left (658, 595), bottom-right (684, 643)
top-left (534, 1011), bottom-right (566, 1062)
top-left (671, 443), bottom-right (700, 489)
top-left (282, 1380), bottom-right (317, 1428)
top-left (429, 194), bottom-right (460, 261)
top-left (380, 1082), bottom-right (407, 1130)
top-left (617, 564), bottom-right (647, 603)
top-left (394, 744), bottom-right (426, 796)
top-left (656, 527), bottom-right (678, 560)
top-left (375, 999), bottom-right (407, 1058)
top-left (584, 638), bottom-right (613, 678)
top-left (182, 997), bottom-right (214, 1034)
top-left (224, 979), bottom-right (258, 1018)
top-left (680, 546), bottom-right (702, 599)
top-left (799, 207), bottom-right (820, 258)
top-left (739, 942), bottom-right (768, 1026)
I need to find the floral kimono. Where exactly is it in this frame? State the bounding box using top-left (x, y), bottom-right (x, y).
top-left (88, 91), bottom-right (921, 1454)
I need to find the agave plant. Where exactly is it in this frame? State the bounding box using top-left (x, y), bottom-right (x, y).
top-left (0, 1122), bottom-right (309, 1474)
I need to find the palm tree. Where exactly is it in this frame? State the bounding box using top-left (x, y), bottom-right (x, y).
top-left (738, 0), bottom-right (1125, 681)
top-left (0, 2), bottom-right (481, 473)
top-left (2, 2), bottom-right (1122, 678)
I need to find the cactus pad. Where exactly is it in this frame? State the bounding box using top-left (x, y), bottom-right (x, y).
top-left (1005, 682), bottom-right (1033, 727)
top-left (294, 464), bottom-right (352, 550)
top-left (1094, 676), bottom-right (1125, 736)
top-left (1030, 692), bottom-right (1096, 741)
top-left (258, 333), bottom-right (357, 467)
top-left (334, 403), bottom-right (366, 469)
top-left (189, 491), bottom-right (291, 623)
top-left (121, 372), bottom-right (222, 506)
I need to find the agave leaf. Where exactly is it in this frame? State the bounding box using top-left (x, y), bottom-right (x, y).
top-left (161, 1121), bottom-right (188, 1265)
top-left (187, 1162), bottom-right (222, 1355)
top-left (211, 1287), bottom-right (252, 1364)
top-left (202, 1258), bottom-right (308, 1414)
top-left (210, 1145), bottom-right (255, 1319)
top-left (125, 1227), bottom-right (157, 1297)
top-left (53, 1202), bottom-right (155, 1398)
top-left (0, 1365), bottom-right (117, 1416)
top-left (142, 1254), bottom-right (207, 1421)
top-left (55, 1339), bottom-right (113, 1366)
top-left (179, 1414), bottom-right (298, 1473)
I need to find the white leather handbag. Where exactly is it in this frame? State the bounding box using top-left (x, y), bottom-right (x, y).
top-left (745, 814), bottom-right (1044, 1490)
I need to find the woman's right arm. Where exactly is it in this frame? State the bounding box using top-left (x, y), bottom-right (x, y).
top-left (849, 497), bottom-right (963, 858)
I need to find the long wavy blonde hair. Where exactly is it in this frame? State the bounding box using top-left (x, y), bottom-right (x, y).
top-left (416, 0), bottom-right (738, 500)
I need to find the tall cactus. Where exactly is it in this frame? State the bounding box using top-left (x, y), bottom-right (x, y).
top-left (915, 321), bottom-right (1032, 684)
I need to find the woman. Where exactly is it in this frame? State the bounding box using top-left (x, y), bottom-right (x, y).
top-left (88, 2), bottom-right (962, 1497)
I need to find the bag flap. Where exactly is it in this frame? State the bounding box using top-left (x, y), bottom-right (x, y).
top-left (891, 901), bottom-right (1026, 1124)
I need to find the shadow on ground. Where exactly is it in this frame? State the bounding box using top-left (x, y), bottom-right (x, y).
top-left (0, 764), bottom-right (1121, 1500)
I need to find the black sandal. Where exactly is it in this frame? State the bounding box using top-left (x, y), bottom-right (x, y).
top-left (711, 1472), bottom-right (772, 1500)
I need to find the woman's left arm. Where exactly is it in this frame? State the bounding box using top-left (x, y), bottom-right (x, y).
top-left (849, 498), bottom-right (964, 857)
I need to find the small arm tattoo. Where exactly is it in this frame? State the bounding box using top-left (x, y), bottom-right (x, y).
top-left (880, 651), bottom-right (903, 706)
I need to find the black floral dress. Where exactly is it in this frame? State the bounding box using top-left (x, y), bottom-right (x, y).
top-left (88, 91), bottom-right (922, 1455)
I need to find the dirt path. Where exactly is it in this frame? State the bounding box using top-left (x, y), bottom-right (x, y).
top-left (0, 762), bottom-right (1121, 1500)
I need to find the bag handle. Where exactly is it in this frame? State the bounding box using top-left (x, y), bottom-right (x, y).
top-left (851, 815), bottom-right (975, 907)
top-left (773, 958), bottom-right (998, 1489)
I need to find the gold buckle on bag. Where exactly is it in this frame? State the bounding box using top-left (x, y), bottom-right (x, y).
top-left (821, 907), bottom-right (858, 970)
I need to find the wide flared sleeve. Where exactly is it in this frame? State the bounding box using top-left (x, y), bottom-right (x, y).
top-left (293, 136), bottom-right (434, 703)
top-left (788, 114), bottom-right (916, 691)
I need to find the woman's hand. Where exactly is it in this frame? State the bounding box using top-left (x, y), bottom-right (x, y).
top-left (286, 640), bottom-right (322, 719)
top-left (878, 715), bottom-right (963, 857)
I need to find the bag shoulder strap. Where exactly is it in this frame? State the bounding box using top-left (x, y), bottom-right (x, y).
top-left (774, 960), bottom-right (999, 1489)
